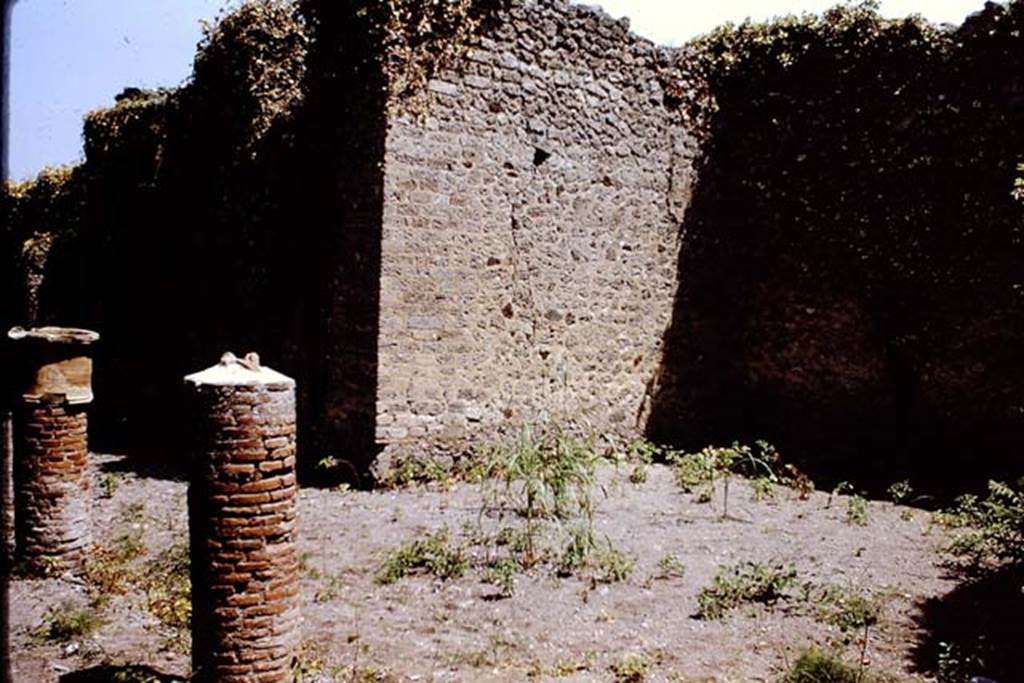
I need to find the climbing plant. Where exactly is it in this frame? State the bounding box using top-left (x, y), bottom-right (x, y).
top-left (299, 0), bottom-right (508, 115)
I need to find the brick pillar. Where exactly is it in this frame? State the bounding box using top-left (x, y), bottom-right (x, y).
top-left (14, 401), bottom-right (90, 573)
top-left (185, 352), bottom-right (300, 683)
top-left (1, 408), bottom-right (14, 570)
top-left (7, 326), bottom-right (98, 575)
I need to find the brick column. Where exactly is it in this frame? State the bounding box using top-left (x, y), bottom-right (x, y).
top-left (14, 401), bottom-right (90, 573)
top-left (1, 408), bottom-right (14, 570)
top-left (7, 326), bottom-right (98, 575)
top-left (185, 352), bottom-right (300, 683)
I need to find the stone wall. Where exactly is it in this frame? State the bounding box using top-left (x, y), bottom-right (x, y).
top-left (375, 0), bottom-right (695, 444)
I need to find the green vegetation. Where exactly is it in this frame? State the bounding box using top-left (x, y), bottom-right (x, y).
top-left (528, 653), bottom-right (593, 678)
top-left (83, 531), bottom-right (147, 605)
top-left (33, 600), bottom-right (106, 643)
top-left (335, 0), bottom-right (511, 114)
top-left (142, 542), bottom-right (192, 652)
top-left (751, 475), bottom-right (776, 501)
top-left (822, 593), bottom-right (882, 635)
top-left (119, 501), bottom-right (146, 524)
top-left (376, 527), bottom-right (467, 585)
top-left (652, 554), bottom-right (686, 581)
top-left (98, 472), bottom-right (121, 499)
top-left (314, 573), bottom-right (346, 603)
top-left (608, 653), bottom-right (649, 683)
top-left (554, 525), bottom-right (598, 578)
top-left (477, 426), bottom-right (598, 521)
top-left (378, 455), bottom-right (455, 489)
top-left (482, 556), bottom-right (520, 598)
top-left (846, 495), bottom-right (869, 526)
top-left (942, 479), bottom-right (1024, 569)
top-left (781, 648), bottom-right (865, 683)
top-left (669, 440), bottom-right (810, 515)
top-left (377, 427), bottom-right (638, 593)
top-left (475, 425), bottom-right (601, 571)
top-left (595, 545), bottom-right (636, 583)
top-left (936, 639), bottom-right (987, 683)
top-left (106, 664), bottom-right (182, 683)
top-left (886, 480), bottom-right (913, 505)
top-left (695, 561), bottom-right (798, 619)
top-left (628, 463), bottom-right (648, 485)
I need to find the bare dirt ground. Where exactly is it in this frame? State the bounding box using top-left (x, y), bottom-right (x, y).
top-left (9, 452), bottom-right (964, 682)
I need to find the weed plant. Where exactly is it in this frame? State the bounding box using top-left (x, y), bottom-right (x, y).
top-left (941, 479), bottom-right (1024, 569)
top-left (97, 472), bottom-right (120, 499)
top-left (695, 561), bottom-right (798, 619)
top-left (654, 554), bottom-right (686, 580)
top-left (377, 425), bottom-right (636, 593)
top-left (886, 480), bottom-right (913, 504)
top-left (380, 457), bottom-right (454, 489)
top-left (314, 574), bottom-right (345, 603)
top-left (846, 495), bottom-right (869, 526)
top-left (669, 440), bottom-right (808, 517)
top-left (778, 651), bottom-right (892, 683)
top-left (608, 653), bottom-right (648, 683)
top-left (142, 542), bottom-right (191, 652)
top-left (33, 600), bottom-right (106, 642)
top-left (376, 527), bottom-right (467, 585)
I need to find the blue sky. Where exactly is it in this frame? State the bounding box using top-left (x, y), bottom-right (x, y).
top-left (8, 0), bottom-right (988, 182)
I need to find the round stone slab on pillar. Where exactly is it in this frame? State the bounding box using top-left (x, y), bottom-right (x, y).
top-left (184, 352), bottom-right (300, 683)
top-left (7, 326), bottom-right (99, 575)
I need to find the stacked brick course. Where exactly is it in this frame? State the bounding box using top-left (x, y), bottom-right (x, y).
top-left (1, 409), bottom-right (13, 566)
top-left (14, 402), bottom-right (90, 573)
top-left (185, 352), bottom-right (300, 683)
top-left (7, 326), bottom-right (98, 575)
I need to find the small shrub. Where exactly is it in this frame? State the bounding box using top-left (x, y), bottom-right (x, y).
top-left (482, 556), bottom-right (520, 597)
top-left (846, 495), bottom-right (869, 526)
top-left (596, 547), bottom-right (636, 583)
top-left (668, 447), bottom-right (718, 492)
top-left (537, 654), bottom-right (592, 677)
top-left (314, 574), bottom-right (345, 603)
top-left (695, 561), bottom-right (798, 619)
top-left (654, 553), bottom-right (686, 580)
top-left (623, 438), bottom-right (660, 464)
top-left (752, 476), bottom-right (776, 501)
top-left (886, 480), bottom-right (913, 505)
top-left (376, 528), bottom-right (467, 585)
top-left (555, 526), bottom-right (598, 578)
top-left (381, 457), bottom-right (454, 489)
top-left (34, 601), bottom-right (105, 642)
top-left (824, 593), bottom-right (882, 634)
top-left (669, 440), bottom-right (806, 515)
top-left (119, 501), bottom-right (146, 523)
top-left (609, 653), bottom-right (648, 683)
top-left (782, 648), bottom-right (860, 683)
top-left (943, 479), bottom-right (1024, 568)
top-left (628, 463), bottom-right (648, 485)
top-left (476, 425), bottom-right (599, 567)
top-left (479, 426), bottom-right (598, 520)
top-left (936, 639), bottom-right (987, 683)
top-left (298, 550), bottom-right (320, 579)
top-left (143, 542), bottom-right (191, 652)
top-left (83, 531), bottom-right (146, 598)
top-left (98, 472), bottom-right (120, 499)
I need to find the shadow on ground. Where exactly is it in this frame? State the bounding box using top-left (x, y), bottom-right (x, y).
top-left (911, 563), bottom-right (1023, 681)
top-left (96, 449), bottom-right (188, 482)
top-left (60, 664), bottom-right (186, 682)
